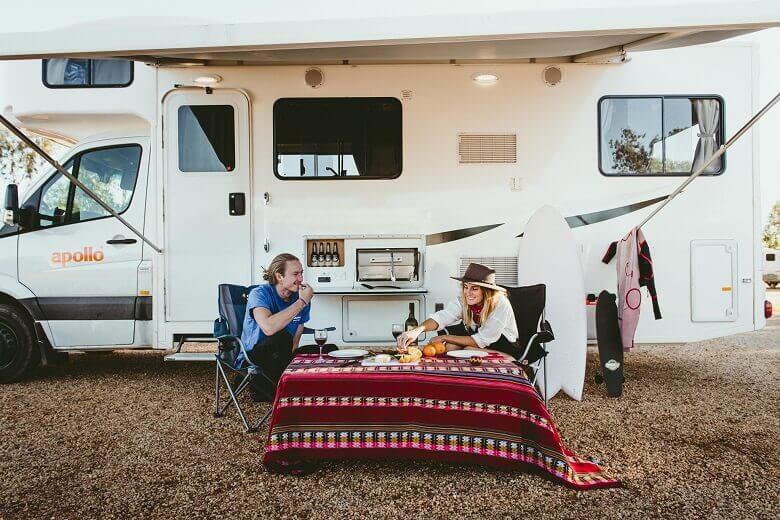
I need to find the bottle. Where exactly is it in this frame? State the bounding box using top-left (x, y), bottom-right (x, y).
top-left (310, 242), bottom-right (319, 267)
top-left (318, 242), bottom-right (326, 266)
top-left (404, 302), bottom-right (419, 346)
top-left (325, 242), bottom-right (332, 267)
top-left (332, 242), bottom-right (340, 266)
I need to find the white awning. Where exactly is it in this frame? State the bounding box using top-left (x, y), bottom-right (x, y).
top-left (1, 0), bottom-right (778, 64)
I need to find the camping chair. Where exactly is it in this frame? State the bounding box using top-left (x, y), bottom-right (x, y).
top-left (504, 284), bottom-right (555, 405)
top-left (213, 283), bottom-right (274, 433)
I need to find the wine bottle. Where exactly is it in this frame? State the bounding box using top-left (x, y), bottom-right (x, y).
top-left (404, 302), bottom-right (418, 345)
top-left (325, 242), bottom-right (332, 267)
top-left (310, 242), bottom-right (319, 267)
top-left (332, 242), bottom-right (340, 266)
top-left (318, 242), bottom-right (326, 265)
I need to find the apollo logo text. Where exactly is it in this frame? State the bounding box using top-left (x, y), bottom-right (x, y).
top-left (51, 247), bottom-right (105, 268)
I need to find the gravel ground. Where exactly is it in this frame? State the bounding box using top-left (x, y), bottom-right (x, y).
top-left (1, 314), bottom-right (778, 519)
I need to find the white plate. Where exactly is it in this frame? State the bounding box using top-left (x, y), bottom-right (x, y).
top-left (327, 349), bottom-right (369, 359)
top-left (446, 349), bottom-right (489, 359)
top-left (361, 356), bottom-right (421, 366)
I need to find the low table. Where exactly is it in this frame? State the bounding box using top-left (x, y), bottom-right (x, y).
top-left (262, 353), bottom-right (619, 489)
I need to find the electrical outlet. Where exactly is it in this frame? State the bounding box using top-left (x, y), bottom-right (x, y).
top-left (510, 177), bottom-right (522, 191)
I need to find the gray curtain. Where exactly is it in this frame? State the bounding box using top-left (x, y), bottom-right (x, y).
top-left (92, 60), bottom-right (132, 85)
top-left (692, 99), bottom-right (721, 173)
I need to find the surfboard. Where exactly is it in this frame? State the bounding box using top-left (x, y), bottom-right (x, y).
top-left (517, 205), bottom-right (587, 401)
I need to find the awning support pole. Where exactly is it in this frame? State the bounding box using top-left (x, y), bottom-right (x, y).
top-left (638, 91), bottom-right (780, 230)
top-left (0, 113), bottom-right (163, 253)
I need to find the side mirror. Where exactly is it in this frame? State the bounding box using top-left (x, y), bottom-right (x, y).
top-left (3, 184), bottom-right (19, 226)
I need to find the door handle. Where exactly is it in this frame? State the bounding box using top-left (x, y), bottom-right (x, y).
top-left (229, 193), bottom-right (246, 216)
top-left (106, 238), bottom-right (137, 245)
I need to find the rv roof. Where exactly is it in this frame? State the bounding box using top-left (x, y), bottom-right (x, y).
top-left (1, 1), bottom-right (778, 64)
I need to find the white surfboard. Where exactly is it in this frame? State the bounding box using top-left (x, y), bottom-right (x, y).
top-left (517, 205), bottom-right (587, 401)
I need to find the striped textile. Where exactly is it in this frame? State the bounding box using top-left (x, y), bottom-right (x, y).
top-left (262, 354), bottom-right (620, 489)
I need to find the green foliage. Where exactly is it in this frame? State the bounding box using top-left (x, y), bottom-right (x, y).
top-left (609, 128), bottom-right (660, 174)
top-left (0, 128), bottom-right (60, 187)
top-left (764, 201), bottom-right (780, 249)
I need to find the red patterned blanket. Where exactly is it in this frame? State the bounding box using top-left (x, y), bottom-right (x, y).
top-left (262, 354), bottom-right (619, 489)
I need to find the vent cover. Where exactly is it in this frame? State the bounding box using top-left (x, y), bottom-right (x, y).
top-left (458, 133), bottom-right (517, 164)
top-left (459, 256), bottom-right (518, 286)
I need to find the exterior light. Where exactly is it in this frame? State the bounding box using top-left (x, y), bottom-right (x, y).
top-left (193, 74), bottom-right (223, 86)
top-left (471, 72), bottom-right (499, 85)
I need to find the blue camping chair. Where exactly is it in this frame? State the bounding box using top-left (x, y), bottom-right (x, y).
top-left (213, 283), bottom-right (274, 433)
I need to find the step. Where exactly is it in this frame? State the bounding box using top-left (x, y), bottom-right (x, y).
top-left (164, 352), bottom-right (215, 362)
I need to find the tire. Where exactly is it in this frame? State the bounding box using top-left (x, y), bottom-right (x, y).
top-left (0, 304), bottom-right (39, 383)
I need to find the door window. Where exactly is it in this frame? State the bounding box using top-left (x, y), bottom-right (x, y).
top-left (72, 146), bottom-right (141, 222)
top-left (38, 161), bottom-right (73, 228)
top-left (177, 105), bottom-right (236, 172)
top-left (35, 145), bottom-right (142, 229)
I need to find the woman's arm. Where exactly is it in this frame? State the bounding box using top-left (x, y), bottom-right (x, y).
top-left (397, 318), bottom-right (439, 348)
top-left (435, 333), bottom-right (478, 349)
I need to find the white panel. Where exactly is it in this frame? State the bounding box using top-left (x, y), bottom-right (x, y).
top-left (691, 240), bottom-right (738, 322)
top-left (343, 296), bottom-right (424, 343)
top-left (48, 320), bottom-right (135, 347)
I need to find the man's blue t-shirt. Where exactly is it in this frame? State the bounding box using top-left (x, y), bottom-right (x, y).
top-left (240, 283), bottom-right (310, 355)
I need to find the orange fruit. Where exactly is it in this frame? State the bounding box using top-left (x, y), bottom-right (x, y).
top-left (432, 342), bottom-right (446, 355)
top-left (422, 345), bottom-right (437, 358)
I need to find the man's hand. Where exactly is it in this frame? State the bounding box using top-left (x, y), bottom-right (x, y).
top-left (299, 283), bottom-right (314, 304)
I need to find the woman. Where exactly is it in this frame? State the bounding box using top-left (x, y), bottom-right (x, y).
top-left (397, 263), bottom-right (520, 358)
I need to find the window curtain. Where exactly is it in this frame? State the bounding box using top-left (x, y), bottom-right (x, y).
top-left (692, 99), bottom-right (721, 173)
top-left (45, 59), bottom-right (68, 84)
top-left (599, 100), bottom-right (616, 172)
top-left (92, 60), bottom-right (131, 85)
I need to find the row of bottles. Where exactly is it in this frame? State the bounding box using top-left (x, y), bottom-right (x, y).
top-left (310, 241), bottom-right (340, 267)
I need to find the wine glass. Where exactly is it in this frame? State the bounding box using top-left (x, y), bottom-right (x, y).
top-left (314, 329), bottom-right (328, 359)
top-left (391, 323), bottom-right (403, 342)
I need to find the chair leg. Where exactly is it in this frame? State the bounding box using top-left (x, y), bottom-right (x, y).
top-left (214, 364), bottom-right (223, 417)
top-left (248, 407), bottom-right (273, 434)
top-left (216, 364), bottom-right (251, 432)
top-left (543, 352), bottom-right (548, 408)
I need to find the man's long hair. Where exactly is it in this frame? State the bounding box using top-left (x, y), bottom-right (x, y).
top-left (262, 253), bottom-right (300, 286)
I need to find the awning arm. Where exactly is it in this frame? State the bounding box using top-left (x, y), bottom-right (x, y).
top-left (638, 91), bottom-right (780, 230)
top-left (0, 113), bottom-right (163, 253)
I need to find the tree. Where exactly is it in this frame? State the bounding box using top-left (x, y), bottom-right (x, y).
top-left (0, 128), bottom-right (62, 190)
top-left (764, 201), bottom-right (780, 249)
top-left (608, 128), bottom-right (661, 174)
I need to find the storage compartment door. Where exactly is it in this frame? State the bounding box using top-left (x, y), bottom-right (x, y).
top-left (342, 296), bottom-right (425, 343)
top-left (691, 240), bottom-right (738, 322)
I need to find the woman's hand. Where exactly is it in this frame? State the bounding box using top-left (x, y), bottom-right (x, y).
top-left (397, 327), bottom-right (422, 349)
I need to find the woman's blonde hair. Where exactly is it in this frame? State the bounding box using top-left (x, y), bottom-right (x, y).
top-left (460, 283), bottom-right (503, 328)
top-left (262, 253), bottom-right (300, 285)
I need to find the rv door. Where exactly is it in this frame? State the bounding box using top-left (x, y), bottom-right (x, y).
top-left (17, 139), bottom-right (149, 346)
top-left (163, 89), bottom-right (252, 322)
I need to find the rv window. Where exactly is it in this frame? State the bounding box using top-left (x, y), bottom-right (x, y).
top-left (599, 96), bottom-right (724, 176)
top-left (177, 105), bottom-right (236, 173)
top-left (71, 145), bottom-right (142, 223)
top-left (42, 59), bottom-right (133, 88)
top-left (274, 98), bottom-right (402, 179)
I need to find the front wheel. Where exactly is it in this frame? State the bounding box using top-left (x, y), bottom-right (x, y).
top-left (0, 304), bottom-right (39, 383)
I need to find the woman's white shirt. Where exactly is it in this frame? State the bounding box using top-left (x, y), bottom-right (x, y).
top-left (429, 295), bottom-right (518, 348)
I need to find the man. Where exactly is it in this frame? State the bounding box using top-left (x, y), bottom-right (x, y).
top-left (240, 253), bottom-right (329, 400)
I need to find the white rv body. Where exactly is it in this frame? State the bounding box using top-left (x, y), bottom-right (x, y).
top-left (765, 249), bottom-right (780, 287)
top-left (0, 6), bottom-right (777, 380)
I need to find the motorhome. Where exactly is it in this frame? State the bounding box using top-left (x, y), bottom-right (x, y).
top-left (0, 4), bottom-right (777, 383)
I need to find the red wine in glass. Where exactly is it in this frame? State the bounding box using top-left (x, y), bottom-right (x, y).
top-left (314, 329), bottom-right (328, 358)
